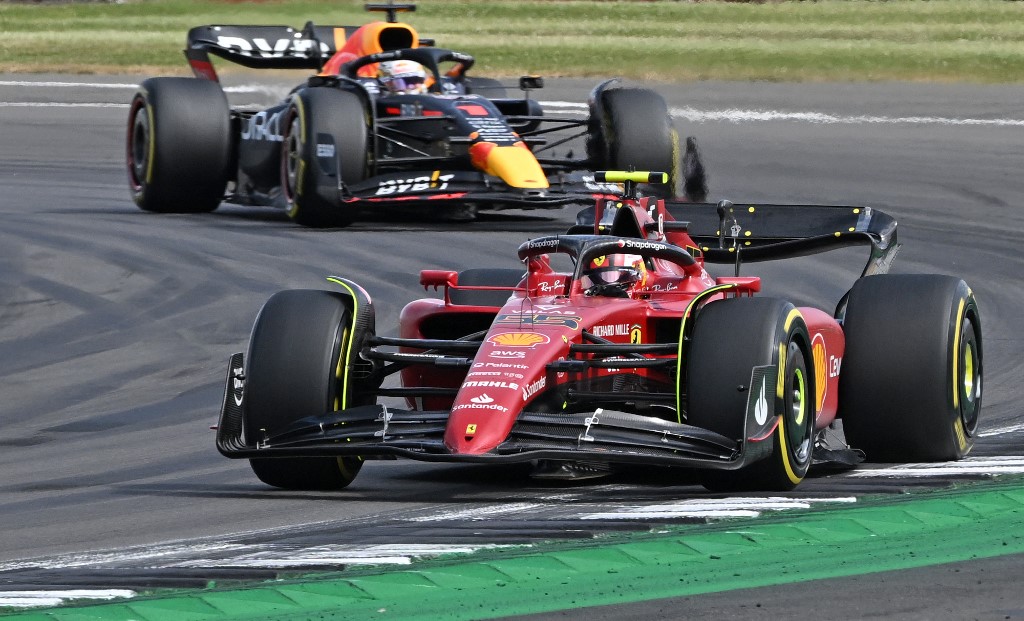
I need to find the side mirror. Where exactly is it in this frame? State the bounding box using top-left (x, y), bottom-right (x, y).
top-left (519, 75), bottom-right (544, 91)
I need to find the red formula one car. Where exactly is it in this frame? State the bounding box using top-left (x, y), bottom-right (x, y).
top-left (126, 3), bottom-right (706, 227)
top-left (216, 172), bottom-right (982, 491)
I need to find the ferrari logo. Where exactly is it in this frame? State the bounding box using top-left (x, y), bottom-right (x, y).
top-left (465, 424), bottom-right (477, 436)
top-left (629, 325), bottom-right (642, 344)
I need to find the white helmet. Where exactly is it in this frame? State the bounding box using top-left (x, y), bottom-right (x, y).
top-left (378, 60), bottom-right (428, 94)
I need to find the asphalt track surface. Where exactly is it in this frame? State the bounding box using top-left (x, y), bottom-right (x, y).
top-left (1, 75), bottom-right (1024, 618)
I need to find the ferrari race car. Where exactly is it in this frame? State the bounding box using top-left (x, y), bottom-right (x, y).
top-left (216, 171), bottom-right (983, 492)
top-left (126, 3), bottom-right (707, 227)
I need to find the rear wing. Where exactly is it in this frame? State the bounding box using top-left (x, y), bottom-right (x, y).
top-left (578, 199), bottom-right (900, 278)
top-left (662, 199), bottom-right (900, 278)
top-left (184, 23), bottom-right (436, 81)
top-left (185, 24), bottom-right (357, 80)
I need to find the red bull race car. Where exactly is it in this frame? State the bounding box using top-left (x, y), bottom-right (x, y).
top-left (126, 3), bottom-right (706, 227)
top-left (216, 171), bottom-right (983, 491)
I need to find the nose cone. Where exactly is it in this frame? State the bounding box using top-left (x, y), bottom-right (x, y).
top-left (445, 328), bottom-right (566, 454)
top-left (469, 142), bottom-right (549, 189)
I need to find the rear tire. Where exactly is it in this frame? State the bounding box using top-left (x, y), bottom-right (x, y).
top-left (126, 77), bottom-right (231, 213)
top-left (839, 274), bottom-right (982, 462)
top-left (244, 289), bottom-right (374, 490)
top-left (588, 88), bottom-right (681, 198)
top-left (687, 297), bottom-right (815, 491)
top-left (281, 88), bottom-right (369, 227)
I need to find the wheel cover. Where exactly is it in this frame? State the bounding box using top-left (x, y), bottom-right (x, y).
top-left (128, 101), bottom-right (150, 189)
top-left (787, 366), bottom-right (811, 465)
top-left (283, 112), bottom-right (302, 202)
top-left (963, 341), bottom-right (976, 402)
top-left (959, 318), bottom-right (981, 433)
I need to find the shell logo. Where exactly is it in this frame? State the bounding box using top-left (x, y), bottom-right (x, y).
top-left (488, 332), bottom-right (550, 347)
top-left (811, 334), bottom-right (827, 411)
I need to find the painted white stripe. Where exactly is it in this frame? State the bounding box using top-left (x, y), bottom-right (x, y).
top-left (671, 106), bottom-right (1024, 127)
top-left (171, 544), bottom-right (516, 569)
top-left (849, 456), bottom-right (1024, 477)
top-left (0, 101), bottom-right (268, 109)
top-left (0, 102), bottom-right (129, 108)
top-left (979, 422), bottom-right (1024, 437)
top-left (0, 80), bottom-right (264, 93)
top-left (581, 496), bottom-right (856, 520)
top-left (3, 82), bottom-right (1023, 127)
top-left (538, 100), bottom-right (1024, 127)
top-left (0, 543), bottom-right (247, 572)
top-left (585, 510), bottom-right (763, 519)
top-left (0, 80), bottom-right (139, 89)
top-left (0, 589), bottom-right (135, 609)
top-left (407, 502), bottom-right (542, 521)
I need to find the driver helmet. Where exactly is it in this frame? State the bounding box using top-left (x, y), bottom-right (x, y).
top-left (378, 60), bottom-right (428, 94)
top-left (581, 254), bottom-right (647, 291)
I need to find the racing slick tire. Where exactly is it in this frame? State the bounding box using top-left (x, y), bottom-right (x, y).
top-left (126, 77), bottom-right (231, 213)
top-left (687, 297), bottom-right (815, 492)
top-left (839, 274), bottom-right (982, 462)
top-left (587, 87), bottom-right (681, 199)
top-left (244, 289), bottom-right (374, 490)
top-left (281, 88), bottom-right (369, 228)
top-left (448, 268), bottom-right (525, 307)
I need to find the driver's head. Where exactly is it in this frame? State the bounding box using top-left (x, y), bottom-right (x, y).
top-left (378, 60), bottom-right (428, 94)
top-left (581, 254), bottom-right (647, 292)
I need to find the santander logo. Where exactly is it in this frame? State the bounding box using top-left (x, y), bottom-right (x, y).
top-left (471, 394), bottom-right (494, 404)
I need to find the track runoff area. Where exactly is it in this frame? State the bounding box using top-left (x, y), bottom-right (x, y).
top-left (1, 475), bottom-right (1023, 618)
top-left (2, 79), bottom-right (1024, 617)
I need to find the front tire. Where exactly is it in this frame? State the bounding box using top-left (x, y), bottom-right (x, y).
top-left (281, 88), bottom-right (369, 227)
top-left (588, 87), bottom-right (681, 198)
top-left (244, 289), bottom-right (374, 490)
top-left (687, 297), bottom-right (815, 491)
top-left (126, 77), bottom-right (231, 213)
top-left (839, 274), bottom-right (982, 462)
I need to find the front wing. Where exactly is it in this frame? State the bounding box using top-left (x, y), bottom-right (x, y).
top-left (216, 353), bottom-right (779, 470)
top-left (338, 170), bottom-right (620, 211)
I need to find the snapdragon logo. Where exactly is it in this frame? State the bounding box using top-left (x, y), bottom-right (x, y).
top-left (617, 239), bottom-right (666, 252)
top-left (528, 238), bottom-right (559, 250)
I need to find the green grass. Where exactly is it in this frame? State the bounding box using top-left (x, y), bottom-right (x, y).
top-left (1, 0), bottom-right (1023, 82)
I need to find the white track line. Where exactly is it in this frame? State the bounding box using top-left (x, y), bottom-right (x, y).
top-left (0, 102), bottom-right (128, 108)
top-left (581, 496), bottom-right (856, 520)
top-left (0, 589), bottom-right (135, 608)
top-left (979, 422), bottom-right (1024, 437)
top-left (543, 100), bottom-right (1024, 127)
top-left (850, 456), bottom-right (1024, 477)
top-left (3, 81), bottom-right (1024, 127)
